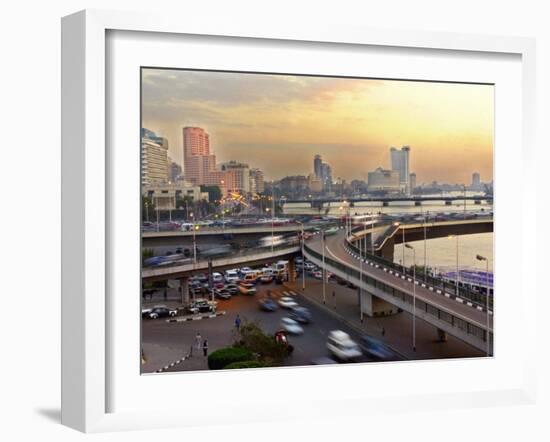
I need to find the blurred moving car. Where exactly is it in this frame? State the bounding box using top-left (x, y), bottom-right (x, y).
top-left (311, 357), bottom-right (338, 365)
top-left (239, 283), bottom-right (257, 295)
top-left (225, 284), bottom-right (240, 295)
top-left (326, 330), bottom-right (362, 361)
top-left (144, 305), bottom-right (178, 319)
top-left (280, 317), bottom-right (304, 335)
top-left (289, 306), bottom-right (311, 324)
top-left (260, 274), bottom-right (274, 284)
top-left (278, 296), bottom-right (298, 309)
top-left (187, 300), bottom-right (216, 314)
top-left (359, 335), bottom-right (401, 361)
top-left (214, 289), bottom-right (231, 300)
top-left (259, 298), bottom-right (278, 312)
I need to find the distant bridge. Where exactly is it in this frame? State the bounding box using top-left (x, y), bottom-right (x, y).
top-left (282, 195), bottom-right (493, 208)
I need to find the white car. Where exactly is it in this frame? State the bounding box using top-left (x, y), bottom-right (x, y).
top-left (280, 317), bottom-right (304, 335)
top-left (224, 270), bottom-right (240, 283)
top-left (278, 296), bottom-right (298, 309)
top-left (326, 330), bottom-right (362, 361)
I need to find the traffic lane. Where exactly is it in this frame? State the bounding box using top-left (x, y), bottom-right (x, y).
top-left (314, 233), bottom-right (491, 329)
top-left (142, 283), bottom-right (372, 371)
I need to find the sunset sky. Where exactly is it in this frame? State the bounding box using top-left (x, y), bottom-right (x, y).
top-left (141, 69), bottom-right (494, 185)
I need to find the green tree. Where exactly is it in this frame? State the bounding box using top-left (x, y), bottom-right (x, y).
top-left (235, 321), bottom-right (288, 366)
top-left (141, 195), bottom-right (155, 221)
top-left (200, 185), bottom-right (222, 204)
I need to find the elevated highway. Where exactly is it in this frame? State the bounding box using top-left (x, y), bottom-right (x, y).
top-left (142, 244), bottom-right (300, 283)
top-left (303, 228), bottom-right (493, 353)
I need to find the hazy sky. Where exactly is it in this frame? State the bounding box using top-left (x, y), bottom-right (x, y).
top-left (142, 69), bottom-right (494, 184)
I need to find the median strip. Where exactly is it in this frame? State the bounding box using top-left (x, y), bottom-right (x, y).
top-left (166, 311), bottom-right (227, 323)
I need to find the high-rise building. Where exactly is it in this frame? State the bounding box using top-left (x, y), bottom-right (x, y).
top-left (367, 167), bottom-right (400, 193)
top-left (182, 127), bottom-right (225, 187)
top-left (313, 154), bottom-right (333, 190)
top-left (390, 146), bottom-right (411, 194)
top-left (167, 158), bottom-right (182, 183)
top-left (313, 155), bottom-right (323, 179)
top-left (249, 168), bottom-right (265, 194)
top-left (220, 161), bottom-right (251, 193)
top-left (409, 173), bottom-right (417, 193)
top-left (141, 129), bottom-right (169, 186)
top-left (472, 172), bottom-right (481, 189)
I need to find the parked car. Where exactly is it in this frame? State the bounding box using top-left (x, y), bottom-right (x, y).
top-left (280, 317), bottom-right (304, 335)
top-left (145, 305), bottom-right (178, 319)
top-left (290, 306), bottom-right (311, 324)
top-left (259, 298), bottom-right (278, 312)
top-left (326, 330), bottom-right (362, 361)
top-left (278, 296), bottom-right (298, 309)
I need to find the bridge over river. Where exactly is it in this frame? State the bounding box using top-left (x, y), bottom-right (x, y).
top-left (303, 220), bottom-right (493, 354)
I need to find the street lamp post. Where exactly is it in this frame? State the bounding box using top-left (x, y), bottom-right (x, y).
top-left (190, 212), bottom-right (197, 264)
top-left (145, 200), bottom-right (149, 222)
top-left (476, 254), bottom-right (491, 357)
top-left (359, 233), bottom-right (363, 322)
top-left (155, 205), bottom-right (160, 232)
top-left (322, 230), bottom-right (326, 304)
top-left (422, 207), bottom-right (427, 282)
top-left (296, 221), bottom-right (306, 290)
top-left (271, 182), bottom-right (275, 254)
top-left (448, 235), bottom-right (459, 296)
top-left (404, 243), bottom-right (416, 352)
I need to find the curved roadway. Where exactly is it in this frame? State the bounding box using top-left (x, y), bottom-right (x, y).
top-left (306, 231), bottom-right (492, 333)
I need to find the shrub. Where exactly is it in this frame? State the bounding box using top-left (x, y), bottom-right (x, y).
top-left (207, 346), bottom-right (253, 370)
top-left (236, 321), bottom-right (288, 366)
top-left (224, 360), bottom-right (265, 370)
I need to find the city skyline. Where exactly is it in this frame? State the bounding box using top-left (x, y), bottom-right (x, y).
top-left (142, 68), bottom-right (494, 184)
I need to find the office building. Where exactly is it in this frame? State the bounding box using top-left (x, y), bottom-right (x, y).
top-left (141, 129), bottom-right (169, 186)
top-left (409, 173), bottom-right (417, 193)
top-left (249, 168), bottom-right (265, 194)
top-left (220, 161), bottom-right (251, 193)
top-left (182, 127), bottom-right (225, 187)
top-left (472, 172), bottom-right (481, 190)
top-left (367, 167), bottom-right (400, 193)
top-left (313, 154), bottom-right (333, 189)
top-left (143, 182), bottom-right (208, 211)
top-left (390, 146), bottom-right (411, 194)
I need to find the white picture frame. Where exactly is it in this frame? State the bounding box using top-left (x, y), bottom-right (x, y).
top-left (61, 9), bottom-right (537, 433)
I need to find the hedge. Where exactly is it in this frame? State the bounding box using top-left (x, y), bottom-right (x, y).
top-left (223, 360), bottom-right (265, 370)
top-left (207, 346), bottom-right (253, 370)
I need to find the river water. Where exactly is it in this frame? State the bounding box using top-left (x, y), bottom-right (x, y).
top-left (283, 192), bottom-right (493, 273)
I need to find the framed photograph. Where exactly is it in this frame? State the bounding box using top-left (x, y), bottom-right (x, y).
top-left (62, 9), bottom-right (537, 433)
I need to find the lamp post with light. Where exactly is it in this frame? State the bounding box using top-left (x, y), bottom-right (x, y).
top-left (476, 254), bottom-right (491, 356)
top-left (448, 235), bottom-right (459, 296)
top-left (404, 243), bottom-right (416, 352)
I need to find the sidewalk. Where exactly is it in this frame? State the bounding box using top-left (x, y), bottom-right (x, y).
top-left (285, 279), bottom-right (483, 360)
top-left (142, 342), bottom-right (209, 373)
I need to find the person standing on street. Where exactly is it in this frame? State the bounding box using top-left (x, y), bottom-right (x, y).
top-left (195, 332), bottom-right (202, 351)
top-left (202, 339), bottom-right (208, 357)
top-left (235, 314), bottom-right (241, 331)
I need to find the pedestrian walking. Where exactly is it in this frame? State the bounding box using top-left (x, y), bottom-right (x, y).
top-left (195, 332), bottom-right (202, 351)
top-left (235, 314), bottom-right (241, 331)
top-left (202, 339), bottom-right (208, 357)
